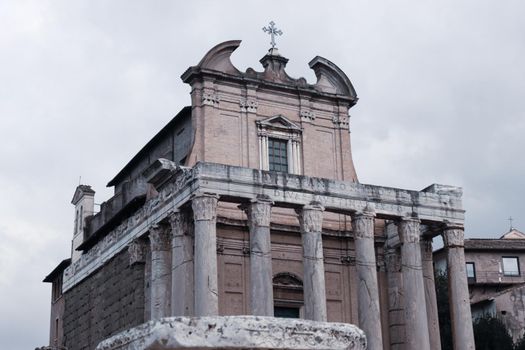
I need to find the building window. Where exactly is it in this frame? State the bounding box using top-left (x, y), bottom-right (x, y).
top-left (466, 262), bottom-right (476, 283)
top-left (502, 257), bottom-right (520, 276)
top-left (257, 115), bottom-right (302, 174)
top-left (268, 138), bottom-right (289, 172)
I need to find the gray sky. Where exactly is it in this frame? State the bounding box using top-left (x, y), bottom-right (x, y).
top-left (1, 1), bottom-right (524, 348)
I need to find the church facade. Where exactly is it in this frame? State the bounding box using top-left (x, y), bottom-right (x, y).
top-left (44, 39), bottom-right (475, 350)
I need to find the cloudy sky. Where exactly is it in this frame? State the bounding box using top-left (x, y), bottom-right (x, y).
top-left (1, 1), bottom-right (524, 348)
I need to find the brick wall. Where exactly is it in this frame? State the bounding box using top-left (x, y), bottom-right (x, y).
top-left (63, 250), bottom-right (145, 350)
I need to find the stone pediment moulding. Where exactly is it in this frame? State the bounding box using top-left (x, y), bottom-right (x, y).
top-left (181, 40), bottom-right (358, 101)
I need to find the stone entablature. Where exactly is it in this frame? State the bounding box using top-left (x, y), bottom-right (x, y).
top-left (63, 160), bottom-right (463, 293)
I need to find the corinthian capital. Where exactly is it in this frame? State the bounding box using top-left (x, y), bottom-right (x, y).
top-left (169, 211), bottom-right (190, 237)
top-left (149, 224), bottom-right (171, 251)
top-left (191, 193), bottom-right (219, 221)
top-left (398, 217), bottom-right (421, 244)
top-left (240, 196), bottom-right (273, 228)
top-left (442, 225), bottom-right (464, 248)
top-left (298, 202), bottom-right (324, 233)
top-left (352, 204), bottom-right (376, 239)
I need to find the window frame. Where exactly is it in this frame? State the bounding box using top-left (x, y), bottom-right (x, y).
top-left (466, 262), bottom-right (476, 283)
top-left (268, 137), bottom-right (289, 172)
top-left (502, 256), bottom-right (520, 277)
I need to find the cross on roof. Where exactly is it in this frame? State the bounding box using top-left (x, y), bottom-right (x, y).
top-left (262, 21), bottom-right (283, 49)
top-left (509, 216), bottom-right (514, 230)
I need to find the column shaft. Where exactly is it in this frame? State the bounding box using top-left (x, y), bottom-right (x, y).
top-left (421, 239), bottom-right (442, 350)
top-left (170, 211), bottom-right (194, 316)
top-left (243, 198), bottom-right (274, 316)
top-left (443, 227), bottom-right (475, 350)
top-left (149, 224), bottom-right (172, 319)
top-left (353, 208), bottom-right (383, 350)
top-left (192, 194), bottom-right (219, 316)
top-left (298, 202), bottom-right (327, 321)
top-left (399, 218), bottom-right (430, 350)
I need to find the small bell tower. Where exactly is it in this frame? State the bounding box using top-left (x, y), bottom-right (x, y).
top-left (71, 185), bottom-right (95, 262)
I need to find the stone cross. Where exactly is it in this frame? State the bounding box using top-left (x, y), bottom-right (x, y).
top-left (262, 21), bottom-right (283, 49)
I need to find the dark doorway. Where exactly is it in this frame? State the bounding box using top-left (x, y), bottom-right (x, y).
top-left (274, 306), bottom-right (300, 318)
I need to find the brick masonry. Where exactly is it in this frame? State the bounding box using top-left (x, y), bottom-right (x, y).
top-left (63, 250), bottom-right (145, 350)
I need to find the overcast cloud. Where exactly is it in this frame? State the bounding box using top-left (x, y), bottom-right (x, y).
top-left (1, 1), bottom-right (524, 348)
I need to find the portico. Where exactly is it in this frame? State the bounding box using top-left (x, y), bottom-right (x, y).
top-left (136, 160), bottom-right (472, 350)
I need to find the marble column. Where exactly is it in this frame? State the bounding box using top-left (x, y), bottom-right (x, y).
top-left (169, 210), bottom-right (194, 316)
top-left (192, 193), bottom-right (219, 316)
top-left (352, 206), bottom-right (383, 350)
top-left (242, 197), bottom-right (274, 316)
top-left (149, 224), bottom-right (172, 319)
top-left (443, 225), bottom-right (475, 350)
top-left (398, 218), bottom-right (430, 350)
top-left (298, 202), bottom-right (327, 321)
top-left (421, 238), bottom-right (442, 350)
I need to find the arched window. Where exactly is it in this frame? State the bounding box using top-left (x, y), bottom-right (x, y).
top-left (273, 272), bottom-right (303, 318)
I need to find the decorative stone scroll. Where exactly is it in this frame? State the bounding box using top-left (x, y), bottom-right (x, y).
top-left (352, 204), bottom-right (376, 239)
top-left (300, 109), bottom-right (315, 122)
top-left (332, 114), bottom-right (349, 128)
top-left (202, 92), bottom-right (220, 107)
top-left (240, 98), bottom-right (258, 113)
top-left (240, 196), bottom-right (273, 228)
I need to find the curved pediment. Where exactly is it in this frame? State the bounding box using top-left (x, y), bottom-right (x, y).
top-left (308, 56), bottom-right (357, 98)
top-left (196, 40), bottom-right (242, 75)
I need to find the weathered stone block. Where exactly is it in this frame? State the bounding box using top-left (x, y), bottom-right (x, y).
top-left (96, 316), bottom-right (367, 350)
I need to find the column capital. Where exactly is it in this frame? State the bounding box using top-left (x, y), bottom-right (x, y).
top-left (352, 204), bottom-right (376, 239)
top-left (240, 196), bottom-right (273, 228)
top-left (398, 217), bottom-right (421, 244)
top-left (150, 224), bottom-right (171, 251)
top-left (169, 210), bottom-right (191, 236)
top-left (128, 239), bottom-right (147, 265)
top-left (191, 193), bottom-right (219, 221)
top-left (442, 225), bottom-right (464, 248)
top-left (298, 201), bottom-right (324, 233)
